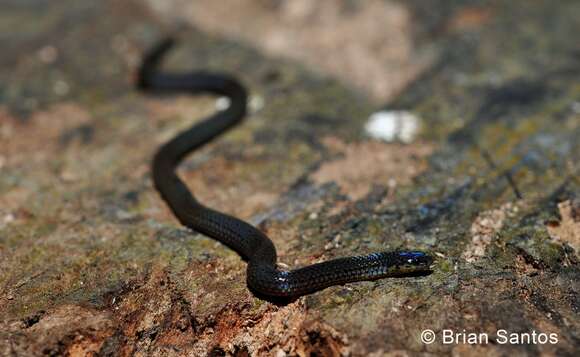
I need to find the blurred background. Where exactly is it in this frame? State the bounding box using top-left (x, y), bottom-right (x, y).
top-left (1, 1), bottom-right (579, 356)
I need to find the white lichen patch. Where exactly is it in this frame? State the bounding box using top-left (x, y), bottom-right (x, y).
top-left (547, 200), bottom-right (580, 253)
top-left (364, 110), bottom-right (421, 143)
top-left (462, 202), bottom-right (518, 263)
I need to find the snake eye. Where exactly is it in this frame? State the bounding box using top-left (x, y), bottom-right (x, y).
top-left (396, 251), bottom-right (433, 268)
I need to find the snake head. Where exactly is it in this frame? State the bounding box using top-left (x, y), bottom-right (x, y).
top-left (389, 251), bottom-right (434, 275)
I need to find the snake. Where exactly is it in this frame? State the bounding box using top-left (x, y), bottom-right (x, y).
top-left (138, 38), bottom-right (433, 298)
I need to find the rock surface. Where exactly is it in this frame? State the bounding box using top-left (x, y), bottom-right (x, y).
top-left (0, 0), bottom-right (578, 356)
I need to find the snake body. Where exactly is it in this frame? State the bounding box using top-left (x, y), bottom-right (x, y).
top-left (138, 38), bottom-right (433, 298)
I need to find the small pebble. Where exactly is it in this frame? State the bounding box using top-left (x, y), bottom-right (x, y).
top-left (249, 95), bottom-right (264, 112)
top-left (60, 169), bottom-right (78, 182)
top-left (53, 80), bottom-right (70, 96)
top-left (115, 209), bottom-right (136, 221)
top-left (215, 97), bottom-right (231, 110)
top-left (364, 110), bottom-right (421, 143)
top-left (38, 45), bottom-right (58, 63)
top-left (0, 214), bottom-right (13, 229)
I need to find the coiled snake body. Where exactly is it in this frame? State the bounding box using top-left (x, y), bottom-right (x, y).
top-left (138, 38), bottom-right (433, 298)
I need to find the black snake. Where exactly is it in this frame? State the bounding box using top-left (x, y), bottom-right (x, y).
top-left (138, 38), bottom-right (433, 298)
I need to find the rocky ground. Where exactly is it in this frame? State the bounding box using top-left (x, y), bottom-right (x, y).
top-left (0, 0), bottom-right (578, 356)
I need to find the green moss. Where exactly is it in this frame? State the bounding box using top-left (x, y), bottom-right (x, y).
top-left (504, 225), bottom-right (567, 269)
top-left (366, 218), bottom-right (384, 238)
top-left (436, 258), bottom-right (454, 274)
